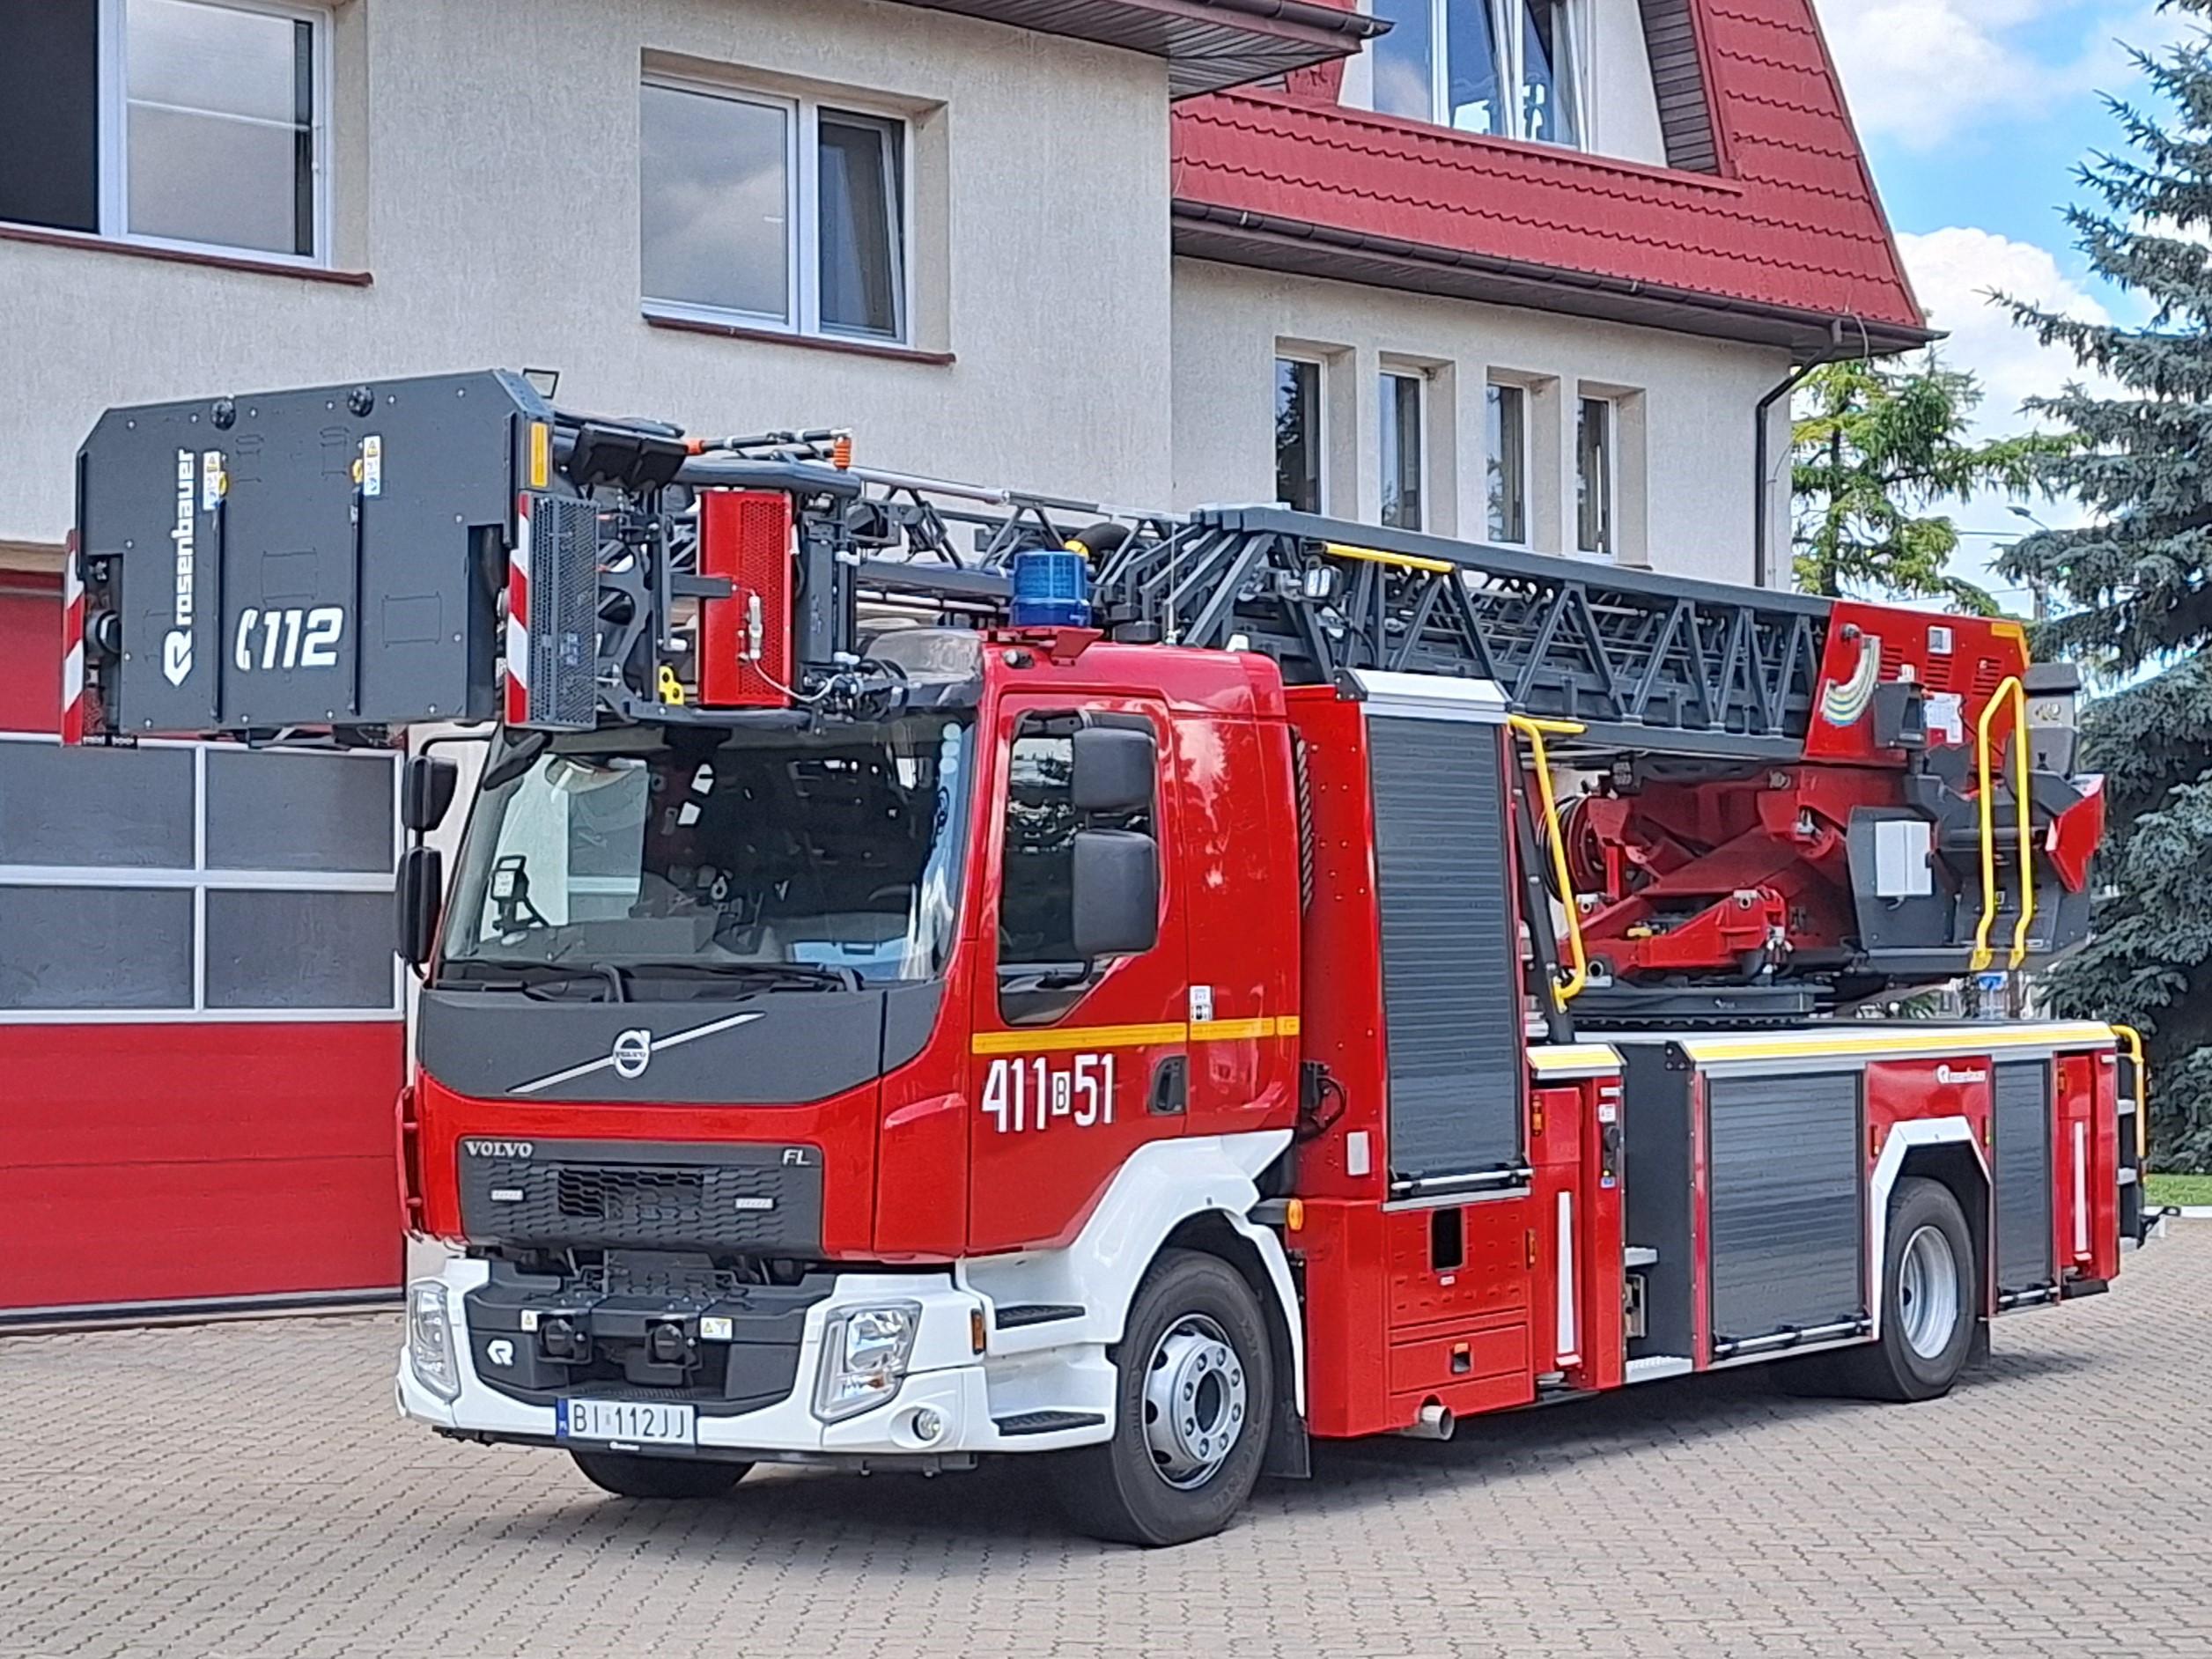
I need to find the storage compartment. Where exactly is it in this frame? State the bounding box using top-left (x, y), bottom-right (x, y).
top-left (1706, 1071), bottom-right (1864, 1348)
top-left (1994, 1059), bottom-right (2054, 1295)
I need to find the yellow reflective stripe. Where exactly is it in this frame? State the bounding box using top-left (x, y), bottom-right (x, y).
top-left (1529, 1043), bottom-right (1621, 1074)
top-left (1675, 1021), bottom-right (2113, 1064)
top-left (970, 1014), bottom-right (1304, 1055)
top-left (971, 1021), bottom-right (1187, 1056)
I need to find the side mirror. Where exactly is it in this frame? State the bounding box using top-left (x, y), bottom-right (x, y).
top-left (396, 844), bottom-right (445, 967)
top-left (1072, 829), bottom-right (1160, 959)
top-left (401, 755), bottom-right (460, 834)
top-left (1071, 725), bottom-right (1154, 813)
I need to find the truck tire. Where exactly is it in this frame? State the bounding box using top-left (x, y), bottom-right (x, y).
top-left (1049, 1249), bottom-right (1273, 1548)
top-left (1832, 1175), bottom-right (1978, 1403)
top-left (570, 1450), bottom-right (751, 1500)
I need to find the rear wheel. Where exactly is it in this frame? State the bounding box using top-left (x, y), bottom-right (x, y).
top-left (571, 1450), bottom-right (751, 1500)
top-left (1049, 1250), bottom-right (1273, 1547)
top-left (1832, 1176), bottom-right (1978, 1402)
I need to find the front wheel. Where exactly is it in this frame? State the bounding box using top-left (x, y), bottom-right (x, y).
top-left (571, 1450), bottom-right (751, 1500)
top-left (1049, 1249), bottom-right (1273, 1547)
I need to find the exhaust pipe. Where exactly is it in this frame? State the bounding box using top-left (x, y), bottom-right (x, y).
top-left (1396, 1401), bottom-right (1455, 1441)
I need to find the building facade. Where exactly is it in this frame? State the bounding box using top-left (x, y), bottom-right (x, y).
top-left (0, 0), bottom-right (1922, 1317)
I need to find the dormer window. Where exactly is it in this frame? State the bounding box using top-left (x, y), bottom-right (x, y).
top-left (1369, 0), bottom-right (1583, 149)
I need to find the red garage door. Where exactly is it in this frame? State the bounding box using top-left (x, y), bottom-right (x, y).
top-left (1, 579), bottom-right (404, 1321)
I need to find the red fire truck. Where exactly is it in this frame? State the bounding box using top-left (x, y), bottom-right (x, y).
top-left (65, 372), bottom-right (2146, 1546)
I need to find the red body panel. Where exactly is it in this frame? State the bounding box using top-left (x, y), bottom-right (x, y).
top-left (697, 490), bottom-right (795, 709)
top-left (1, 1022), bottom-right (402, 1313)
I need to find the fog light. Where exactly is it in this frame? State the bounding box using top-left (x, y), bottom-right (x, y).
top-left (911, 1407), bottom-right (944, 1444)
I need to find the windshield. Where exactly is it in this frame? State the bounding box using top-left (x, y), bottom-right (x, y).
top-left (440, 714), bottom-right (973, 989)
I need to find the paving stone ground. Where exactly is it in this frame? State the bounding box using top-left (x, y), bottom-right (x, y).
top-left (0, 1226), bottom-right (2205, 1659)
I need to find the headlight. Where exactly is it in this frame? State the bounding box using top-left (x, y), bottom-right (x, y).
top-left (812, 1301), bottom-right (921, 1422)
top-left (407, 1279), bottom-right (461, 1403)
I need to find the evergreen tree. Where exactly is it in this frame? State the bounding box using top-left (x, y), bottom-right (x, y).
top-left (1791, 355), bottom-right (2053, 613)
top-left (2002, 16), bottom-right (2212, 1169)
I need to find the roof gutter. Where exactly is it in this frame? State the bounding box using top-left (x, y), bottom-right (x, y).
top-left (1170, 202), bottom-right (1939, 356)
top-left (1193, 0), bottom-right (1391, 37)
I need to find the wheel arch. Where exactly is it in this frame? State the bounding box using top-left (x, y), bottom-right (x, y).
top-left (1868, 1116), bottom-right (1987, 1342)
top-left (1161, 1210), bottom-right (1309, 1478)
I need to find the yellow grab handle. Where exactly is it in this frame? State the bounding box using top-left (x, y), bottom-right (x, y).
top-left (2112, 1022), bottom-right (2149, 1167)
top-left (1508, 713), bottom-right (1589, 1007)
top-left (1969, 675), bottom-right (2036, 972)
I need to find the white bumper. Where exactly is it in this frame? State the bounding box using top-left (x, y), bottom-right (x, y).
top-left (395, 1257), bottom-right (1116, 1459)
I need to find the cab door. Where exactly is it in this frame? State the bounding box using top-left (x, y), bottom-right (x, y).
top-left (966, 699), bottom-right (1191, 1254)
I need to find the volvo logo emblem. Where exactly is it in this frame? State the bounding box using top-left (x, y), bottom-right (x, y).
top-left (510, 1008), bottom-right (766, 1096)
top-left (612, 1028), bottom-right (653, 1080)
top-left (461, 1139), bottom-right (534, 1159)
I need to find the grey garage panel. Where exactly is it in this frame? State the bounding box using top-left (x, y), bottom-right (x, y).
top-left (1994, 1059), bottom-right (2053, 1293)
top-left (0, 887), bottom-right (194, 1008)
top-left (1367, 715), bottom-right (1522, 1183)
top-left (203, 889), bottom-right (395, 1011)
top-left (0, 741), bottom-right (194, 868)
top-left (1707, 1071), bottom-right (1864, 1344)
top-left (204, 748), bottom-right (394, 873)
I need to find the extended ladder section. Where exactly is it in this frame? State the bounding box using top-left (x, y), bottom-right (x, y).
top-left (63, 371), bottom-right (2106, 999)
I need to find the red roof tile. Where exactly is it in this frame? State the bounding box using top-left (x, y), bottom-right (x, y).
top-left (1169, 0), bottom-right (1926, 349)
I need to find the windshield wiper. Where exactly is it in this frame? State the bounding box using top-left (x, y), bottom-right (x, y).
top-left (438, 957), bottom-right (630, 1001)
top-left (623, 959), bottom-right (863, 992)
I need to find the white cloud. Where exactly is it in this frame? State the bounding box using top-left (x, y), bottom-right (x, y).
top-left (1889, 227), bottom-right (2115, 593)
top-left (1812, 0), bottom-right (2170, 151)
top-left (1895, 225), bottom-right (2112, 436)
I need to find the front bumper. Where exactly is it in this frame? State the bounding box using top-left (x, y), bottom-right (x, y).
top-left (396, 1257), bottom-right (1114, 1460)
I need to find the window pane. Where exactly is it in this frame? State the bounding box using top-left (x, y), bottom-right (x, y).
top-left (1381, 373), bottom-right (1424, 531)
top-left (0, 741), bottom-right (195, 867)
top-left (1577, 396), bottom-right (1612, 556)
top-left (204, 748), bottom-right (394, 873)
top-left (999, 734), bottom-right (1080, 970)
top-left (0, 0), bottom-right (100, 233)
top-left (1486, 385), bottom-right (1526, 543)
top-left (1275, 358), bottom-right (1323, 515)
top-left (1521, 0), bottom-right (1581, 147)
top-left (1370, 0), bottom-right (1435, 121)
top-left (0, 887), bottom-right (194, 1009)
top-left (204, 888), bottom-right (394, 1010)
top-left (640, 83), bottom-right (790, 321)
top-left (124, 0), bottom-right (313, 255)
top-left (1445, 0), bottom-right (1505, 135)
top-left (817, 114), bottom-right (903, 338)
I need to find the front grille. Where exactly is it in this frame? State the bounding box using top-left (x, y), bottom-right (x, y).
top-left (457, 1139), bottom-right (822, 1255)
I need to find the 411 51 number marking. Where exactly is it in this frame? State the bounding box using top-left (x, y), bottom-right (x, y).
top-left (982, 1052), bottom-right (1117, 1134)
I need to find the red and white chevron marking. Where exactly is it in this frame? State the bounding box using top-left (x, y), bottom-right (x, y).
top-left (61, 531), bottom-right (85, 744)
top-left (504, 494), bottom-right (531, 726)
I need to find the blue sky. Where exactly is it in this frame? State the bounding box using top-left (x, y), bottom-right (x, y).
top-left (1809, 0), bottom-right (2180, 603)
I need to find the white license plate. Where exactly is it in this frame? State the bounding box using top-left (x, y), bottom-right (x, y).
top-left (557, 1398), bottom-right (697, 1446)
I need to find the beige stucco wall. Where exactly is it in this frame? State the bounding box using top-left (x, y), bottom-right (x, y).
top-left (0, 0), bottom-right (1174, 551)
top-left (1169, 259), bottom-right (1795, 587)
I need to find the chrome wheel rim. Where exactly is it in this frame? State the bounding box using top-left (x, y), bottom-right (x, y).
top-left (1898, 1223), bottom-right (1961, 1360)
top-left (1140, 1313), bottom-right (1247, 1490)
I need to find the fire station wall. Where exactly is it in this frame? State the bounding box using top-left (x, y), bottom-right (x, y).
top-left (1169, 258), bottom-right (1794, 587)
top-left (0, 0), bottom-right (1176, 553)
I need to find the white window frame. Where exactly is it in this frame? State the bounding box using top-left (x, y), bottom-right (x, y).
top-left (1386, 0), bottom-right (1589, 149)
top-left (1274, 352), bottom-right (1330, 516)
top-left (1576, 393), bottom-right (1617, 560)
top-left (0, 734), bottom-right (401, 1024)
top-left (90, 0), bottom-right (334, 267)
top-left (641, 71), bottom-right (914, 346)
top-left (1486, 380), bottom-right (1532, 548)
top-left (1380, 368), bottom-right (1426, 531)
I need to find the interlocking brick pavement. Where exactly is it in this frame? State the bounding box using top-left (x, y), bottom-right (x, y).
top-left (1, 1227), bottom-right (2206, 1659)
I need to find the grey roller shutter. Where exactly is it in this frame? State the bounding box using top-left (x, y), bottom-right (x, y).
top-left (1994, 1060), bottom-right (2053, 1293)
top-left (1707, 1071), bottom-right (1863, 1344)
top-left (1367, 715), bottom-right (1522, 1183)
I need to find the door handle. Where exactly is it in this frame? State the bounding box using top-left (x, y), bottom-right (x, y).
top-left (1149, 1056), bottom-right (1188, 1117)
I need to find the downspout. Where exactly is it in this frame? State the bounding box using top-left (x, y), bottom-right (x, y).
top-left (1752, 361), bottom-right (1818, 590)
